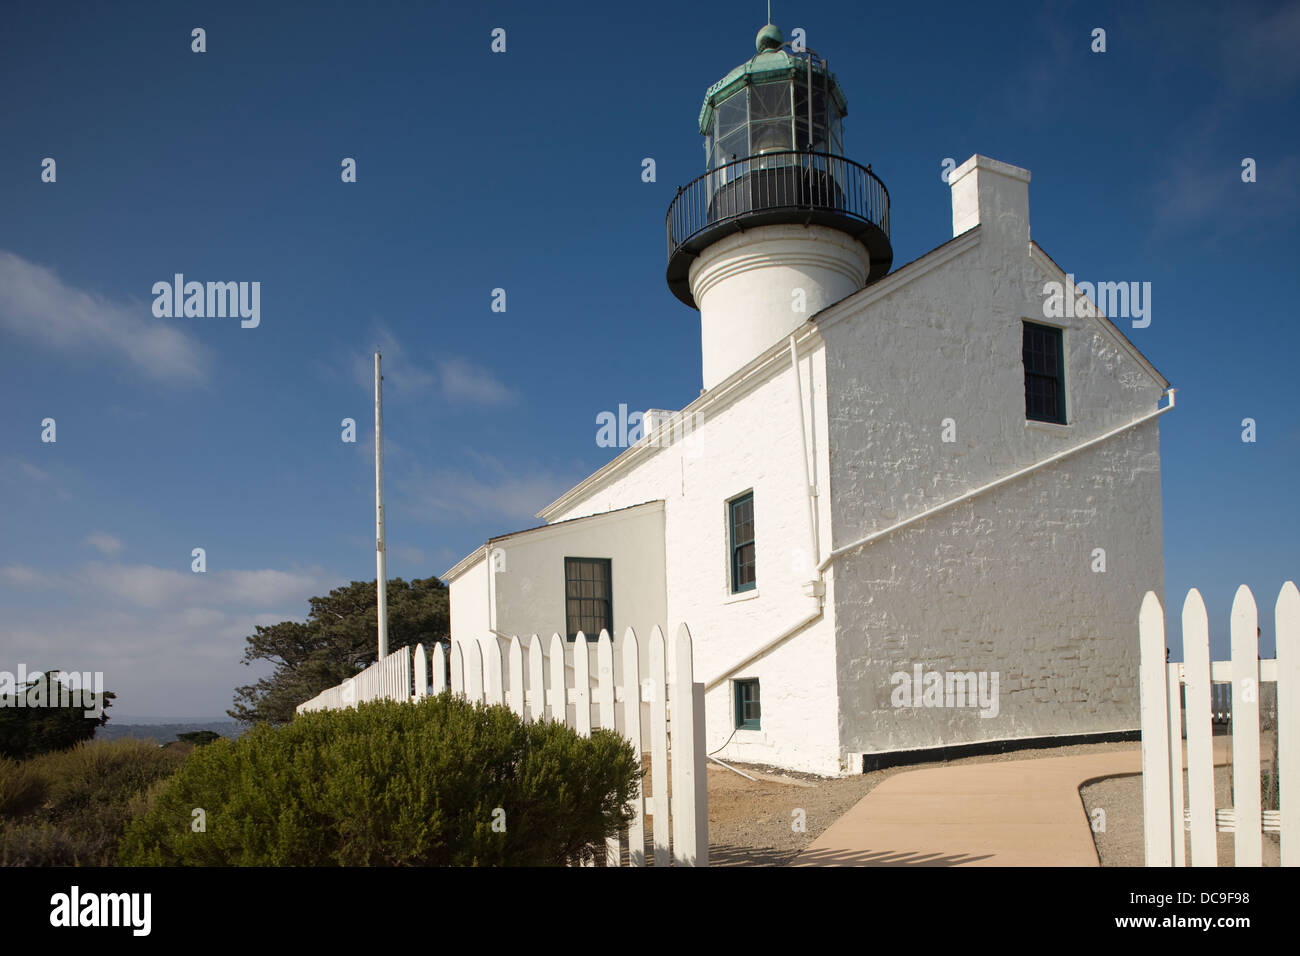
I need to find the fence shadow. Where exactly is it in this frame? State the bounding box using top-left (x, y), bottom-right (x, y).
top-left (790, 847), bottom-right (996, 867)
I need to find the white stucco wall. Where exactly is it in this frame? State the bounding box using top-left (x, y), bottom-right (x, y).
top-left (469, 153), bottom-right (1167, 777)
top-left (448, 555), bottom-right (489, 664)
top-left (490, 502), bottom-right (667, 664)
top-left (818, 157), bottom-right (1167, 759)
top-left (546, 344), bottom-right (845, 775)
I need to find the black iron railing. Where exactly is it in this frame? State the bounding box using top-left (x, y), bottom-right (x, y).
top-left (666, 151), bottom-right (890, 263)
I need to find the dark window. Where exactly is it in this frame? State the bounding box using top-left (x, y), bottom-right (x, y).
top-left (729, 493), bottom-right (756, 593)
top-left (1023, 322), bottom-right (1067, 424)
top-left (564, 558), bottom-right (612, 641)
top-left (734, 679), bottom-right (761, 730)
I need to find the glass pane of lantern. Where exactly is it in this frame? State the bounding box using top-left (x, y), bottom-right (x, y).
top-left (749, 81), bottom-right (790, 121)
top-left (714, 89), bottom-right (747, 138)
top-left (716, 127), bottom-right (748, 164)
top-left (750, 119), bottom-right (792, 154)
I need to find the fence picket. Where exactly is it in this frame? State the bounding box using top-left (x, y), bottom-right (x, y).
top-left (649, 625), bottom-right (670, 867)
top-left (432, 642), bottom-right (447, 694)
top-left (508, 636), bottom-right (525, 717)
top-left (1166, 659), bottom-right (1185, 867)
top-left (1181, 589), bottom-right (1216, 866)
top-left (527, 634), bottom-right (545, 721)
top-left (1230, 586), bottom-right (1262, 866)
top-left (466, 640), bottom-right (485, 704)
top-left (548, 633), bottom-right (566, 725)
top-left (574, 632), bottom-right (591, 737)
top-left (671, 624), bottom-right (707, 866)
top-left (596, 629), bottom-right (620, 866)
top-left (622, 626), bottom-right (646, 867)
top-left (485, 637), bottom-right (504, 706)
top-left (414, 644), bottom-right (428, 700)
top-left (1139, 591), bottom-right (1173, 866)
top-left (450, 642), bottom-right (464, 696)
top-left (1278, 581), bottom-right (1299, 866)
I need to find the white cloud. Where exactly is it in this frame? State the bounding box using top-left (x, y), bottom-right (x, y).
top-left (0, 250), bottom-right (208, 384)
top-left (0, 563), bottom-right (350, 717)
top-left (436, 356), bottom-right (515, 406)
top-left (81, 563), bottom-right (192, 608)
top-left (0, 565), bottom-right (52, 587)
top-left (2, 561), bottom-right (336, 612)
top-left (347, 328), bottom-right (514, 406)
top-left (17, 460), bottom-right (49, 482)
top-left (219, 568), bottom-right (331, 606)
top-left (82, 531), bottom-right (125, 558)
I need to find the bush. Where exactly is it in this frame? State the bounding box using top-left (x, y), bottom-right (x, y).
top-left (0, 757), bottom-right (47, 819)
top-left (0, 821), bottom-right (89, 866)
top-left (119, 693), bottom-right (642, 866)
top-left (0, 738), bottom-right (188, 866)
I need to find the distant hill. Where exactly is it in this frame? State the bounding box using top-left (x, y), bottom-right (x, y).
top-left (96, 720), bottom-right (244, 744)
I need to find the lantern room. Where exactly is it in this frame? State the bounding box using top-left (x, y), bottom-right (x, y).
top-left (700, 23), bottom-right (846, 169)
top-left (664, 24), bottom-right (895, 389)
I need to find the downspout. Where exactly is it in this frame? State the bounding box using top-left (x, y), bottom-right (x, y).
top-left (789, 334), bottom-right (824, 601)
top-left (704, 336), bottom-right (827, 695)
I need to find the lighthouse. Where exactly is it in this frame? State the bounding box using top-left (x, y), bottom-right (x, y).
top-left (666, 23), bottom-right (893, 390)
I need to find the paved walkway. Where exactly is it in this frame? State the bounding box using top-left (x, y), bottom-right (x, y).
top-left (793, 749), bottom-right (1147, 867)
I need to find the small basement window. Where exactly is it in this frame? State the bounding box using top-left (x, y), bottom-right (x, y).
top-left (1023, 321), bottom-right (1067, 424)
top-left (734, 678), bottom-right (760, 730)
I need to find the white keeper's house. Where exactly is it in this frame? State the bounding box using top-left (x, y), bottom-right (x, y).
top-left (444, 24), bottom-right (1171, 776)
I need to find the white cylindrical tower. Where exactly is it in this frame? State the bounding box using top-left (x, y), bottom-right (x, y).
top-left (665, 23), bottom-right (892, 390)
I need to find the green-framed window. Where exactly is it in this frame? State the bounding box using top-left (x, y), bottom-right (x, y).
top-left (564, 557), bottom-right (612, 641)
top-left (729, 492), bottom-right (756, 593)
top-left (734, 679), bottom-right (760, 730)
top-left (1023, 321), bottom-right (1067, 424)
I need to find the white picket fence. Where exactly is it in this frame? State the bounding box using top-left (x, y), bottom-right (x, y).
top-left (1139, 582), bottom-right (1298, 867)
top-left (296, 625), bottom-right (709, 867)
top-left (297, 644), bottom-right (414, 712)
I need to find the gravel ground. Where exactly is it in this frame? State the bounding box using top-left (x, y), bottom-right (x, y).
top-left (1079, 737), bottom-right (1282, 867)
top-left (705, 740), bottom-right (1141, 866)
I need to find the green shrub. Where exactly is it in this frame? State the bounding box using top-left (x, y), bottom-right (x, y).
top-left (119, 693), bottom-right (642, 866)
top-left (0, 738), bottom-right (188, 866)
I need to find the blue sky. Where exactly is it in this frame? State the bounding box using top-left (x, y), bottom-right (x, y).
top-left (1, 0), bottom-right (1296, 719)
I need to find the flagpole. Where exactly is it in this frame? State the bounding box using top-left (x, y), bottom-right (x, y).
top-left (375, 351), bottom-right (388, 660)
